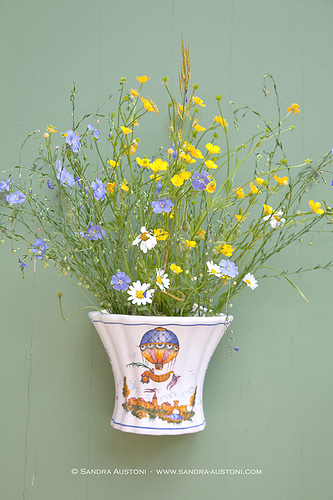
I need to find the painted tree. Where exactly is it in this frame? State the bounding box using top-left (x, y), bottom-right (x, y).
top-left (122, 376), bottom-right (130, 402)
top-left (190, 386), bottom-right (197, 410)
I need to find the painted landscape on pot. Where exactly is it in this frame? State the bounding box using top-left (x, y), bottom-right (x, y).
top-left (122, 326), bottom-right (197, 424)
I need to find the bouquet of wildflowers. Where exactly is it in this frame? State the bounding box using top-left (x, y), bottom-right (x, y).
top-left (1, 41), bottom-right (332, 317)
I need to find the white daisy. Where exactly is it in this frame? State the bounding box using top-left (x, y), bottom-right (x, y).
top-left (263, 210), bottom-right (286, 229)
top-left (243, 273), bottom-right (258, 290)
top-left (206, 260), bottom-right (222, 277)
top-left (156, 268), bottom-right (170, 290)
top-left (132, 226), bottom-right (157, 253)
top-left (127, 280), bottom-right (155, 305)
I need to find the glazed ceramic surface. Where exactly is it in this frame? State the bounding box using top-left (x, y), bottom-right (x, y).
top-left (89, 312), bottom-right (233, 435)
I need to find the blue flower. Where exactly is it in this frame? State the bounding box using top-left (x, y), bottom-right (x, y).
top-left (219, 259), bottom-right (238, 278)
top-left (156, 181), bottom-right (163, 194)
top-left (56, 160), bottom-right (75, 187)
top-left (31, 238), bottom-right (48, 259)
top-left (91, 179), bottom-right (106, 200)
top-left (65, 129), bottom-right (81, 152)
top-left (111, 272), bottom-right (131, 291)
top-left (47, 180), bottom-right (54, 189)
top-left (152, 197), bottom-right (174, 213)
top-left (88, 123), bottom-right (100, 142)
top-left (6, 190), bottom-right (26, 204)
top-left (0, 179), bottom-right (10, 192)
top-left (234, 347), bottom-right (239, 352)
top-left (18, 258), bottom-right (27, 271)
top-left (75, 177), bottom-right (83, 188)
top-left (191, 171), bottom-right (210, 190)
top-left (80, 222), bottom-right (106, 240)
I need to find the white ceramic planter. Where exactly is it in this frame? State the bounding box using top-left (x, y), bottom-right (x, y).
top-left (89, 312), bottom-right (233, 435)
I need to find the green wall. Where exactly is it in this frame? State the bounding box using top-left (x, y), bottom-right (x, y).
top-left (1, 1), bottom-right (333, 499)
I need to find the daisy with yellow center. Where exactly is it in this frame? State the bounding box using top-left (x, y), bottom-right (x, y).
top-left (206, 143), bottom-right (221, 155)
top-left (288, 103), bottom-right (300, 114)
top-left (192, 96), bottom-right (206, 107)
top-left (206, 261), bottom-right (222, 277)
top-left (309, 200), bottom-right (324, 215)
top-left (155, 268), bottom-right (170, 291)
top-left (127, 280), bottom-right (154, 305)
top-left (136, 75), bottom-right (150, 84)
top-left (170, 264), bottom-right (183, 274)
top-left (274, 174), bottom-right (289, 186)
top-left (132, 226), bottom-right (157, 253)
top-left (243, 273), bottom-right (258, 290)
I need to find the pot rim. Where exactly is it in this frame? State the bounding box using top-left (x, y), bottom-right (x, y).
top-left (88, 310), bottom-right (233, 326)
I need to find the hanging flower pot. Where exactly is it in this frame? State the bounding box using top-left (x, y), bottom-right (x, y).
top-left (89, 311), bottom-right (233, 436)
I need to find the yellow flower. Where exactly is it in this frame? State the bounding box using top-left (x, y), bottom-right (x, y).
top-left (130, 89), bottom-right (140, 98)
top-left (249, 182), bottom-right (260, 194)
top-left (136, 157), bottom-right (151, 168)
top-left (171, 174), bottom-right (184, 187)
top-left (187, 144), bottom-right (203, 159)
top-left (205, 143), bottom-right (221, 155)
top-left (150, 158), bottom-right (168, 173)
top-left (205, 160), bottom-right (218, 169)
top-left (170, 264), bottom-right (183, 274)
top-left (107, 182), bottom-right (116, 194)
top-left (256, 177), bottom-right (264, 186)
top-left (309, 200), bottom-right (324, 215)
top-left (136, 75), bottom-right (150, 84)
top-left (205, 179), bottom-right (216, 193)
top-left (197, 228), bottom-right (206, 239)
top-left (120, 126), bottom-right (132, 135)
top-left (193, 123), bottom-right (206, 132)
top-left (214, 116), bottom-right (228, 128)
top-left (274, 174), bottom-right (289, 186)
top-left (179, 170), bottom-right (191, 181)
top-left (129, 139), bottom-right (139, 155)
top-left (154, 228), bottom-right (169, 240)
top-left (219, 243), bottom-right (235, 257)
top-left (235, 214), bottom-right (247, 222)
top-left (186, 240), bottom-right (197, 248)
top-left (121, 180), bottom-right (130, 192)
top-left (141, 96), bottom-right (159, 113)
top-left (46, 125), bottom-right (57, 133)
top-left (263, 204), bottom-right (273, 214)
top-left (288, 103), bottom-right (300, 114)
top-left (108, 159), bottom-right (119, 168)
top-left (233, 187), bottom-right (245, 199)
top-left (192, 96), bottom-right (206, 107)
top-left (44, 132), bottom-right (49, 139)
top-left (179, 152), bottom-right (196, 164)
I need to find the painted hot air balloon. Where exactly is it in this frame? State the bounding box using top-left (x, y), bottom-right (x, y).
top-left (139, 327), bottom-right (179, 370)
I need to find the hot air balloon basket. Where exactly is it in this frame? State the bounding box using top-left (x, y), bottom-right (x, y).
top-left (89, 311), bottom-right (233, 436)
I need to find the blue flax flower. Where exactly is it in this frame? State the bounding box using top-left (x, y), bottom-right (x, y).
top-left (152, 198), bottom-right (174, 213)
top-left (56, 160), bottom-right (75, 187)
top-left (31, 238), bottom-right (48, 259)
top-left (18, 258), bottom-right (27, 271)
top-left (75, 177), bottom-right (83, 188)
top-left (6, 191), bottom-right (26, 204)
top-left (156, 181), bottom-right (163, 194)
top-left (91, 179), bottom-right (106, 200)
top-left (47, 180), bottom-right (54, 190)
top-left (65, 129), bottom-right (81, 152)
top-left (0, 179), bottom-right (10, 192)
top-left (88, 123), bottom-right (100, 142)
top-left (191, 171), bottom-right (210, 190)
top-left (80, 222), bottom-right (106, 240)
top-left (111, 272), bottom-right (131, 291)
top-left (219, 259), bottom-right (238, 279)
